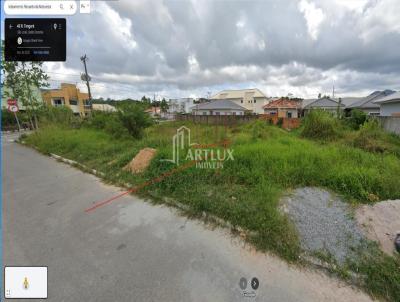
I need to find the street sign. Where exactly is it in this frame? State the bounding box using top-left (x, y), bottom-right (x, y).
top-left (8, 104), bottom-right (19, 113)
top-left (7, 99), bottom-right (17, 106)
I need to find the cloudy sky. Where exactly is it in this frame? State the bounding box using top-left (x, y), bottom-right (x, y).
top-left (3, 0), bottom-right (400, 99)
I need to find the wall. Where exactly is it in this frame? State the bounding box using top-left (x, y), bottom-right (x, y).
top-left (376, 116), bottom-right (400, 135)
top-left (380, 102), bottom-right (400, 117)
top-left (193, 109), bottom-right (244, 116)
top-left (177, 114), bottom-right (301, 129)
top-left (177, 114), bottom-right (258, 125)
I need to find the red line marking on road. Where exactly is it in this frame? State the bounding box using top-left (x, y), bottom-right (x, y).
top-left (85, 160), bottom-right (197, 213)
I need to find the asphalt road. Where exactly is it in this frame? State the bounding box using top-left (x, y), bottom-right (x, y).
top-left (2, 133), bottom-right (372, 302)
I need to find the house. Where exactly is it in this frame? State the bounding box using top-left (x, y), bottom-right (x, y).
top-left (302, 96), bottom-right (345, 116)
top-left (373, 91), bottom-right (400, 116)
top-left (168, 98), bottom-right (195, 114)
top-left (1, 83), bottom-right (44, 110)
top-left (347, 90), bottom-right (395, 116)
top-left (41, 83), bottom-right (91, 116)
top-left (263, 98), bottom-right (301, 118)
top-left (210, 88), bottom-right (268, 114)
top-left (145, 106), bottom-right (161, 118)
top-left (192, 100), bottom-right (247, 115)
top-left (92, 103), bottom-right (117, 112)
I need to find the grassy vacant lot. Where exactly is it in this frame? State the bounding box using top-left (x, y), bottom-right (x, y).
top-left (24, 120), bottom-right (400, 301)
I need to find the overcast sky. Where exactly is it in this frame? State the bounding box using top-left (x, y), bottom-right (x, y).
top-left (4, 0), bottom-right (400, 100)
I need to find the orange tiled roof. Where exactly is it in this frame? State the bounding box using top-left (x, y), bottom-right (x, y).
top-left (263, 98), bottom-right (300, 109)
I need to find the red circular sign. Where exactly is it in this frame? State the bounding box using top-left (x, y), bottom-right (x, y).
top-left (7, 99), bottom-right (17, 106)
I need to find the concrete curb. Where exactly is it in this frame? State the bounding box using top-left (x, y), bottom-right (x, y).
top-left (49, 153), bottom-right (105, 177)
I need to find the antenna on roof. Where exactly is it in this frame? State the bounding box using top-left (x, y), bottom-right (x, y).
top-left (332, 84), bottom-right (335, 98)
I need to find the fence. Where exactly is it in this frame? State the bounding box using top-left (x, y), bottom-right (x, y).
top-left (176, 114), bottom-right (259, 125)
top-left (176, 114), bottom-right (301, 129)
top-left (376, 116), bottom-right (400, 135)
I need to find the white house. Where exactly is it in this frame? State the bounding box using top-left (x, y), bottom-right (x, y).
top-left (192, 100), bottom-right (247, 115)
top-left (373, 91), bottom-right (400, 116)
top-left (168, 98), bottom-right (195, 114)
top-left (92, 103), bottom-right (117, 112)
top-left (210, 88), bottom-right (268, 114)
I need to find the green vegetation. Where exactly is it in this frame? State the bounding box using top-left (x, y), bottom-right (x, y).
top-left (84, 103), bottom-right (152, 139)
top-left (23, 114), bottom-right (400, 301)
top-left (346, 109), bottom-right (367, 130)
top-left (301, 109), bottom-right (341, 140)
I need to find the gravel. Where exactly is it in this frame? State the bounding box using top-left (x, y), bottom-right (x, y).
top-left (280, 187), bottom-right (364, 264)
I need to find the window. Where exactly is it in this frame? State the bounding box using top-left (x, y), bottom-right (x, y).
top-left (202, 111), bottom-right (207, 115)
top-left (215, 112), bottom-right (220, 115)
top-left (287, 112), bottom-right (292, 118)
top-left (254, 99), bottom-right (256, 103)
top-left (233, 112), bottom-right (236, 115)
top-left (69, 100), bottom-right (78, 106)
top-left (52, 98), bottom-right (64, 107)
top-left (241, 100), bottom-right (243, 103)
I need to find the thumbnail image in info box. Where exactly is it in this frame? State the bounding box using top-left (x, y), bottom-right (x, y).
top-left (4, 266), bottom-right (48, 299)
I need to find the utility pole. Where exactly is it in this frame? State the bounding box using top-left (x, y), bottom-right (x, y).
top-left (80, 54), bottom-right (92, 101)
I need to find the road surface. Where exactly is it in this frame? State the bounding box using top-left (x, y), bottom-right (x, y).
top-left (2, 133), bottom-right (372, 302)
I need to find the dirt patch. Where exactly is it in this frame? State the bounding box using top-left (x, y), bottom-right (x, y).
top-left (355, 199), bottom-right (400, 255)
top-left (123, 148), bottom-right (157, 174)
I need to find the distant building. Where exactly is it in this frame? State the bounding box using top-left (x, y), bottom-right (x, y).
top-left (210, 89), bottom-right (268, 114)
top-left (263, 98), bottom-right (301, 118)
top-left (92, 103), bottom-right (117, 112)
top-left (168, 98), bottom-right (195, 114)
top-left (145, 106), bottom-right (161, 118)
top-left (347, 90), bottom-right (395, 115)
top-left (192, 100), bottom-right (247, 115)
top-left (302, 96), bottom-right (345, 116)
top-left (1, 83), bottom-right (44, 110)
top-left (41, 83), bottom-right (91, 116)
top-left (373, 91), bottom-right (400, 116)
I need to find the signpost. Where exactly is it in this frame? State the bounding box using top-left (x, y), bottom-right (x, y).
top-left (7, 99), bottom-right (21, 131)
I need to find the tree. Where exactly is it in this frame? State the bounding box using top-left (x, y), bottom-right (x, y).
top-left (21, 61), bottom-right (50, 129)
top-left (160, 98), bottom-right (169, 117)
top-left (1, 42), bottom-right (49, 129)
top-left (117, 103), bottom-right (153, 138)
top-left (141, 95), bottom-right (151, 105)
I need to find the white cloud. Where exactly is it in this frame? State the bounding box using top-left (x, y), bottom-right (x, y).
top-left (298, 0), bottom-right (325, 40)
top-left (359, 0), bottom-right (400, 42)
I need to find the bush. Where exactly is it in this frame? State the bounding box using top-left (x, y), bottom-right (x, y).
top-left (117, 103), bottom-right (153, 139)
top-left (301, 110), bottom-right (340, 140)
top-left (1, 109), bottom-right (18, 127)
top-left (39, 106), bottom-right (80, 127)
top-left (347, 109), bottom-right (367, 130)
top-left (353, 119), bottom-right (387, 153)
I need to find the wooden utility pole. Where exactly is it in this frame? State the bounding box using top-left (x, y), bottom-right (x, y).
top-left (80, 54), bottom-right (92, 101)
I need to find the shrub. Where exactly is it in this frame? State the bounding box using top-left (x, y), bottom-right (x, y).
top-left (1, 109), bottom-right (18, 127)
top-left (117, 103), bottom-right (153, 139)
top-left (39, 106), bottom-right (80, 127)
top-left (353, 119), bottom-right (386, 153)
top-left (301, 110), bottom-right (340, 140)
top-left (347, 109), bottom-right (367, 130)
top-left (277, 117), bottom-right (284, 128)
